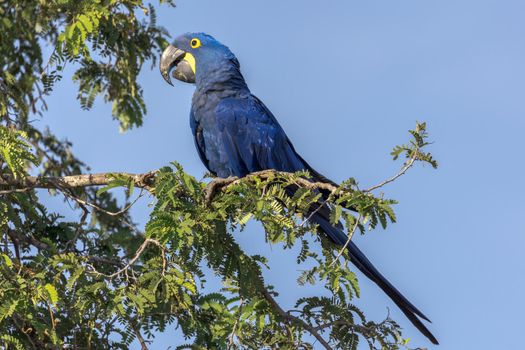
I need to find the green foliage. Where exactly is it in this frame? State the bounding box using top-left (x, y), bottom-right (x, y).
top-left (135, 162), bottom-right (415, 349)
top-left (391, 121), bottom-right (438, 169)
top-left (0, 0), bottom-right (173, 131)
top-left (0, 1), bottom-right (437, 348)
top-left (0, 126), bottom-right (39, 178)
top-left (0, 151), bottom-right (434, 348)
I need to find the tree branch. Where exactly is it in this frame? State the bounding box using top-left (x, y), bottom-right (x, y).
top-left (7, 229), bottom-right (123, 268)
top-left (203, 170), bottom-right (340, 204)
top-left (329, 213), bottom-right (361, 268)
top-left (126, 316), bottom-right (149, 350)
top-left (89, 238), bottom-right (165, 279)
top-left (1, 166), bottom-right (415, 205)
top-left (0, 171), bottom-right (157, 194)
top-left (0, 169), bottom-right (340, 200)
top-left (261, 289), bottom-right (333, 350)
top-left (363, 155), bottom-right (417, 192)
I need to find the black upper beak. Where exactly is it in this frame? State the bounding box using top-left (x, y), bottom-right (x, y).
top-left (160, 45), bottom-right (196, 85)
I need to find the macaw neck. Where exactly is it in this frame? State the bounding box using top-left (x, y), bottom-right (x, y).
top-left (194, 59), bottom-right (250, 98)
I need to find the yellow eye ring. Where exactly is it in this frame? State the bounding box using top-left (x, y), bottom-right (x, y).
top-left (190, 38), bottom-right (201, 49)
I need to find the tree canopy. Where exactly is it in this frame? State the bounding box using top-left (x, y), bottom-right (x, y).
top-left (0, 1), bottom-right (437, 349)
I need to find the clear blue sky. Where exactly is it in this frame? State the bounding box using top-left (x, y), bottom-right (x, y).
top-left (40, 0), bottom-right (525, 348)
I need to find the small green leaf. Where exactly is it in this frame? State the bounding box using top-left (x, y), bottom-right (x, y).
top-left (44, 284), bottom-right (59, 306)
top-left (1, 253), bottom-right (13, 267)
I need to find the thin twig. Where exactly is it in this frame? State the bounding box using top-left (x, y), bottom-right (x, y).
top-left (364, 155), bottom-right (417, 193)
top-left (228, 297), bottom-right (244, 349)
top-left (56, 186), bottom-right (146, 244)
top-left (127, 316), bottom-right (149, 350)
top-left (12, 314), bottom-right (37, 350)
top-left (8, 229), bottom-right (123, 267)
top-left (329, 214), bottom-right (362, 268)
top-left (64, 203), bottom-right (89, 253)
top-left (7, 229), bottom-right (49, 251)
top-left (261, 289), bottom-right (333, 350)
top-left (60, 187), bottom-right (145, 217)
top-left (0, 187), bottom-right (35, 195)
top-left (312, 319), bottom-right (376, 335)
top-left (300, 200), bottom-right (327, 227)
top-left (90, 238), bottom-right (164, 279)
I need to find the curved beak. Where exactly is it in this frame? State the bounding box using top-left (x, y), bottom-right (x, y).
top-left (160, 45), bottom-right (196, 85)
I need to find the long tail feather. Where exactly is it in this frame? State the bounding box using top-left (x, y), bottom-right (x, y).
top-left (313, 214), bottom-right (439, 345)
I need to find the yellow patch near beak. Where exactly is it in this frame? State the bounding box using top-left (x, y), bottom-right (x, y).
top-left (183, 53), bottom-right (196, 74)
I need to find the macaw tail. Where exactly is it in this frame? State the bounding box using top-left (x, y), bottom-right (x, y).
top-left (313, 214), bottom-right (439, 345)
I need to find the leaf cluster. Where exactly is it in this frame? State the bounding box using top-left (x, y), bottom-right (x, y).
top-left (0, 126), bottom-right (39, 178)
top-left (1, 0), bottom-right (174, 131)
top-left (134, 163), bottom-right (412, 349)
top-left (391, 122), bottom-right (438, 169)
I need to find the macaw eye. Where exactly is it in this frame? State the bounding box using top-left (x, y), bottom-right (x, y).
top-left (190, 38), bottom-right (201, 49)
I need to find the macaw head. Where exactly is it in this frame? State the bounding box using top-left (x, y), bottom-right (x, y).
top-left (160, 32), bottom-right (238, 86)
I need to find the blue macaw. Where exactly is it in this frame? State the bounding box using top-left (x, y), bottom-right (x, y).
top-left (160, 32), bottom-right (438, 345)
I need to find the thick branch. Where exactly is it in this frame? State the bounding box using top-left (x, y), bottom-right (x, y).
top-left (1, 167), bottom-right (409, 203)
top-left (0, 171), bottom-right (157, 194)
top-left (204, 170), bottom-right (339, 204)
top-left (1, 169), bottom-right (339, 198)
top-left (234, 170), bottom-right (338, 192)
